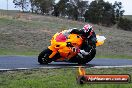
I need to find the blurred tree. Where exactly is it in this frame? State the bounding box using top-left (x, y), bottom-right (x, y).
top-left (13, 0), bottom-right (30, 12)
top-left (53, 0), bottom-right (88, 20)
top-left (113, 1), bottom-right (125, 22)
top-left (118, 18), bottom-right (132, 31)
top-left (84, 0), bottom-right (115, 26)
top-left (56, 0), bottom-right (69, 16)
top-left (29, 0), bottom-right (55, 14)
top-left (29, 0), bottom-right (41, 14)
top-left (30, 0), bottom-right (35, 13)
top-left (66, 2), bottom-right (75, 19)
top-left (101, 1), bottom-right (116, 26)
top-left (84, 0), bottom-right (98, 23)
top-left (72, 6), bottom-right (79, 20)
top-left (76, 0), bottom-right (89, 19)
top-left (65, 1), bottom-right (78, 20)
top-left (52, 5), bottom-right (60, 17)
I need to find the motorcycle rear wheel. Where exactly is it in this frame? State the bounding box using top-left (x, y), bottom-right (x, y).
top-left (87, 48), bottom-right (96, 62)
top-left (78, 49), bottom-right (96, 65)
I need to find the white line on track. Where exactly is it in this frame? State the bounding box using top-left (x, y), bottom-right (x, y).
top-left (0, 67), bottom-right (61, 71)
top-left (0, 65), bottom-right (132, 71)
top-left (92, 65), bottom-right (132, 68)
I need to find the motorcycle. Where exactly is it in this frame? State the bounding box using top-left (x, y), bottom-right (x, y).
top-left (38, 30), bottom-right (106, 64)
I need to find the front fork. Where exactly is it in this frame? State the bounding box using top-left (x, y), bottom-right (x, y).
top-left (48, 46), bottom-right (57, 58)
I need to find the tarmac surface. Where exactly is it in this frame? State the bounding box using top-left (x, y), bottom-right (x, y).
top-left (0, 56), bottom-right (132, 70)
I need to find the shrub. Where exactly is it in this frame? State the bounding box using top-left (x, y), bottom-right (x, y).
top-left (118, 18), bottom-right (132, 31)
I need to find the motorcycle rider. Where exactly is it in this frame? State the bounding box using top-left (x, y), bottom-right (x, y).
top-left (64, 24), bottom-right (97, 59)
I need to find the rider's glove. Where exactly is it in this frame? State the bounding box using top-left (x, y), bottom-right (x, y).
top-left (77, 50), bottom-right (90, 58)
top-left (72, 47), bottom-right (80, 53)
top-left (80, 50), bottom-right (89, 55)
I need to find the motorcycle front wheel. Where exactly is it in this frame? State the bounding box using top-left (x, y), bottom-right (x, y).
top-left (38, 48), bottom-right (53, 64)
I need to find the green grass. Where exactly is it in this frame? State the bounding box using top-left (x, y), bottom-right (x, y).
top-left (0, 17), bottom-right (51, 29)
top-left (0, 68), bottom-right (132, 88)
top-left (0, 49), bottom-right (38, 56)
top-left (96, 55), bottom-right (132, 59)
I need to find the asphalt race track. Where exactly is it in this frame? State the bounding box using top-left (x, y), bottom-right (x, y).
top-left (0, 56), bottom-right (132, 70)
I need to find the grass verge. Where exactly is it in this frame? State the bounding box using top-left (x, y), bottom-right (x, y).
top-left (0, 49), bottom-right (39, 56)
top-left (0, 67), bottom-right (132, 88)
top-left (95, 55), bottom-right (132, 59)
top-left (0, 49), bottom-right (132, 59)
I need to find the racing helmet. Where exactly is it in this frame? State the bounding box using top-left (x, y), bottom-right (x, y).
top-left (82, 24), bottom-right (93, 33)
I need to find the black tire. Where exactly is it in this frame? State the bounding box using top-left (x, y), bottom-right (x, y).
top-left (86, 49), bottom-right (96, 62)
top-left (78, 49), bottom-right (96, 65)
top-left (78, 58), bottom-right (88, 65)
top-left (38, 48), bottom-right (53, 64)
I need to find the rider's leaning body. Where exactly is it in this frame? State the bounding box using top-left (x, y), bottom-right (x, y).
top-left (61, 24), bottom-right (97, 58)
